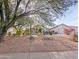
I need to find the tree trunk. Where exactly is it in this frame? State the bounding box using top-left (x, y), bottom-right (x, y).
top-left (0, 27), bottom-right (7, 42)
top-left (29, 23), bottom-right (31, 40)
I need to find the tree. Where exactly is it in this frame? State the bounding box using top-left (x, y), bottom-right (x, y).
top-left (0, 0), bottom-right (77, 41)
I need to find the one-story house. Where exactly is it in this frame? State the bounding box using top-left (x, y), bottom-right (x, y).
top-left (49, 24), bottom-right (78, 35)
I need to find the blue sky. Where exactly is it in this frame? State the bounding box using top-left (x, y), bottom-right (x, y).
top-left (54, 4), bottom-right (78, 26)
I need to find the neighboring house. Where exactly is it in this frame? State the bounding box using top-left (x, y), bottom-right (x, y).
top-left (69, 26), bottom-right (78, 35)
top-left (49, 24), bottom-right (78, 35)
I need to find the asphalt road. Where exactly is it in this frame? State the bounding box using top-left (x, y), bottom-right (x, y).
top-left (0, 51), bottom-right (77, 59)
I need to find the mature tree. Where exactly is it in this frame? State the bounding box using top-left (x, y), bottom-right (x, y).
top-left (0, 0), bottom-right (77, 41)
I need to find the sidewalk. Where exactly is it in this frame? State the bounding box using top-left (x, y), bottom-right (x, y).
top-left (0, 51), bottom-right (77, 59)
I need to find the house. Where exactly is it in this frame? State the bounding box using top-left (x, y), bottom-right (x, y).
top-left (49, 24), bottom-right (78, 35)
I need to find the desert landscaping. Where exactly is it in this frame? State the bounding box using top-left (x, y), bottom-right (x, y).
top-left (0, 34), bottom-right (77, 53)
top-left (0, 0), bottom-right (78, 59)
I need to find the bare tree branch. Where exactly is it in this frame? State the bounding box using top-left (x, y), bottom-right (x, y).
top-left (25, 0), bottom-right (30, 12)
top-left (16, 7), bottom-right (49, 19)
top-left (6, 0), bottom-right (22, 28)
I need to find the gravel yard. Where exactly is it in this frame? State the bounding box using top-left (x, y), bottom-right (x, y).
top-left (0, 35), bottom-right (77, 54)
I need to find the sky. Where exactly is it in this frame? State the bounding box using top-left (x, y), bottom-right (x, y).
top-left (54, 4), bottom-right (78, 26)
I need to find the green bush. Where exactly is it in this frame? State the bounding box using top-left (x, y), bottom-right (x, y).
top-left (23, 28), bottom-right (32, 35)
